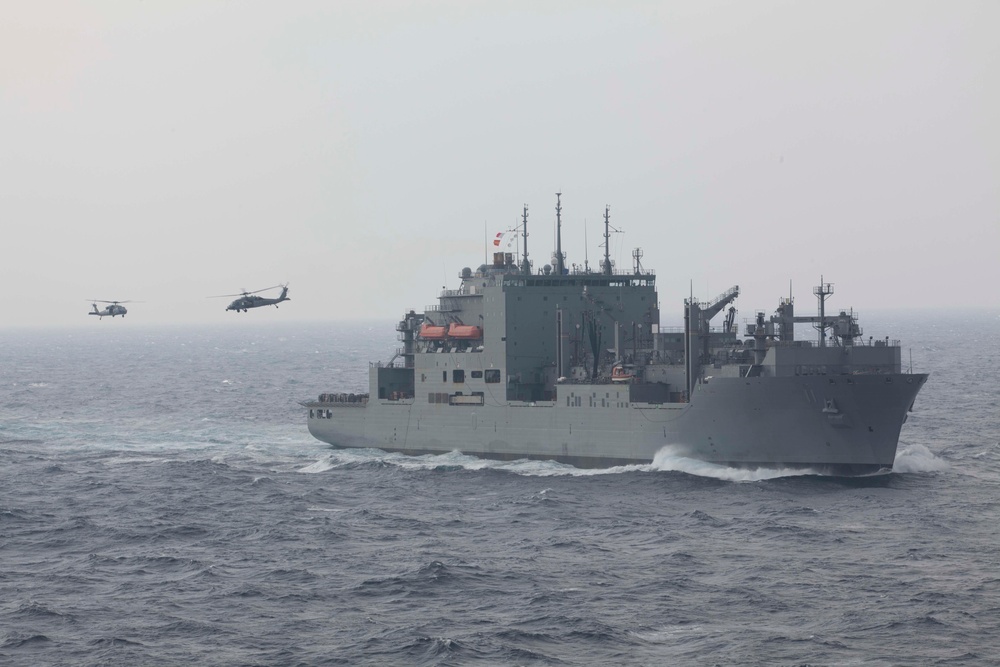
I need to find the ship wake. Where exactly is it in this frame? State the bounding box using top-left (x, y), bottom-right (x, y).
top-left (299, 448), bottom-right (644, 477)
top-left (300, 447), bottom-right (827, 481)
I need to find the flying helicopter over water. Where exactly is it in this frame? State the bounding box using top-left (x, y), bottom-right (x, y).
top-left (213, 284), bottom-right (290, 313)
top-left (88, 300), bottom-right (132, 319)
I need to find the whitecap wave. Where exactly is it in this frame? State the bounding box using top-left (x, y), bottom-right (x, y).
top-left (103, 456), bottom-right (166, 466)
top-left (299, 456), bottom-right (339, 473)
top-left (630, 624), bottom-right (706, 643)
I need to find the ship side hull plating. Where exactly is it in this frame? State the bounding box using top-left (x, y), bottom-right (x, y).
top-left (307, 372), bottom-right (927, 474)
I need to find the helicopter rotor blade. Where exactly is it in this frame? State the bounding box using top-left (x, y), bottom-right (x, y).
top-left (208, 289), bottom-right (250, 298)
top-left (209, 284), bottom-right (285, 298)
top-left (247, 284), bottom-right (284, 295)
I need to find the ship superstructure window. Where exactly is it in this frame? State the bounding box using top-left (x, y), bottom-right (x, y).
top-left (453, 370), bottom-right (465, 383)
top-left (471, 370), bottom-right (483, 378)
top-left (485, 369), bottom-right (501, 383)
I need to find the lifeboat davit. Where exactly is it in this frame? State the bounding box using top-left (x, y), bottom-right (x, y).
top-left (448, 323), bottom-right (483, 339)
top-left (418, 323), bottom-right (448, 339)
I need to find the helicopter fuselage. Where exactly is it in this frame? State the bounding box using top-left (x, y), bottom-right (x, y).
top-left (225, 287), bottom-right (290, 312)
top-left (90, 304), bottom-right (127, 319)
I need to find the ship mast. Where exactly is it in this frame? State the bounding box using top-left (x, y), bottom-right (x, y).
top-left (602, 206), bottom-right (613, 275)
top-left (521, 204), bottom-right (530, 275)
top-left (814, 277), bottom-right (834, 347)
top-left (555, 192), bottom-right (565, 276)
top-left (632, 247), bottom-right (643, 274)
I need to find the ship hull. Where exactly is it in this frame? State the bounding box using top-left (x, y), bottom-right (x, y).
top-left (307, 373), bottom-right (927, 475)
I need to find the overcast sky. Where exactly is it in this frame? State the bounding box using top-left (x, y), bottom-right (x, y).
top-left (2, 1), bottom-right (997, 329)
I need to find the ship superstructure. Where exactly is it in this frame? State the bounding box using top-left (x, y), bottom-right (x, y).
top-left (306, 197), bottom-right (926, 474)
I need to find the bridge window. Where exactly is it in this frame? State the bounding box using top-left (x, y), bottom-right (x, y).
top-left (485, 369), bottom-right (501, 383)
top-left (471, 370), bottom-right (483, 378)
top-left (453, 369), bottom-right (465, 383)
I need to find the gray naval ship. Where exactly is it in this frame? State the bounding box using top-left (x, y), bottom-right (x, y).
top-left (306, 197), bottom-right (927, 475)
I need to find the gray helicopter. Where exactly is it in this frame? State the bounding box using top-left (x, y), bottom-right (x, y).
top-left (88, 300), bottom-right (131, 319)
top-left (217, 284), bottom-right (290, 313)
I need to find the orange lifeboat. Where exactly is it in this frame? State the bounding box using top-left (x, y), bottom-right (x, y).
top-left (611, 364), bottom-right (635, 383)
top-left (418, 323), bottom-right (448, 340)
top-left (448, 323), bottom-right (483, 339)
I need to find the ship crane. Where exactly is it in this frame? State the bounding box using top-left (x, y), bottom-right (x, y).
top-left (685, 285), bottom-right (740, 392)
top-left (723, 306), bottom-right (737, 334)
top-left (688, 286), bottom-right (740, 339)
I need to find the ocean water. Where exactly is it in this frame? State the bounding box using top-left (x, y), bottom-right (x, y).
top-left (1, 312), bottom-right (998, 666)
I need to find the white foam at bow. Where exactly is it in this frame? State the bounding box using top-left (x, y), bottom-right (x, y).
top-left (893, 443), bottom-right (948, 473)
top-left (649, 445), bottom-right (817, 481)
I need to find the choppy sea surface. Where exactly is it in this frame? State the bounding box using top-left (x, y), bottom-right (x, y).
top-left (2, 311), bottom-right (999, 666)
